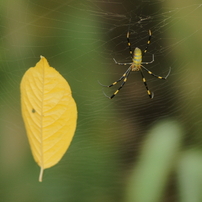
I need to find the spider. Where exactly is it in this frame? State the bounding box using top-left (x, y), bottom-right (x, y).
top-left (100, 30), bottom-right (171, 99)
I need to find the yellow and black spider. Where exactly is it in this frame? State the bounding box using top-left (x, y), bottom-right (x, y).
top-left (100, 30), bottom-right (171, 99)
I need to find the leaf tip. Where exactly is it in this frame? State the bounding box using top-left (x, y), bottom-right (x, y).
top-left (39, 167), bottom-right (44, 182)
top-left (39, 55), bottom-right (49, 66)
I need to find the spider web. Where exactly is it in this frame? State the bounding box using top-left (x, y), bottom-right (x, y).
top-left (0, 0), bottom-right (202, 202)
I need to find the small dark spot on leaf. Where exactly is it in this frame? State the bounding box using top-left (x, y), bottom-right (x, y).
top-left (32, 109), bottom-right (36, 113)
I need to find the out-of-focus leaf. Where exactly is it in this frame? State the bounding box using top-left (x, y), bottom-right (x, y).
top-left (126, 119), bottom-right (183, 202)
top-left (177, 150), bottom-right (202, 202)
top-left (20, 56), bottom-right (77, 182)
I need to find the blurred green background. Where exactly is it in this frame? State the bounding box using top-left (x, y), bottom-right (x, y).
top-left (0, 0), bottom-right (202, 202)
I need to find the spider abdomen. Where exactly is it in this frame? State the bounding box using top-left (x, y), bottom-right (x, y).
top-left (132, 47), bottom-right (142, 71)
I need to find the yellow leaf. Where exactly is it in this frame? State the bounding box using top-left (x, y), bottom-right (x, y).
top-left (20, 56), bottom-right (77, 182)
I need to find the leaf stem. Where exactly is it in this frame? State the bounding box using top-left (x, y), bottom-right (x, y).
top-left (39, 167), bottom-right (44, 182)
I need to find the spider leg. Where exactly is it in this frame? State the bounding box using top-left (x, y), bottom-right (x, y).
top-left (126, 31), bottom-right (133, 58)
top-left (141, 54), bottom-right (154, 64)
top-left (107, 68), bottom-right (131, 99)
top-left (98, 67), bottom-right (131, 88)
top-left (142, 65), bottom-right (171, 80)
top-left (142, 30), bottom-right (152, 55)
top-left (113, 58), bottom-right (132, 66)
top-left (140, 69), bottom-right (154, 99)
top-left (99, 67), bottom-right (131, 88)
top-left (98, 77), bottom-right (124, 88)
